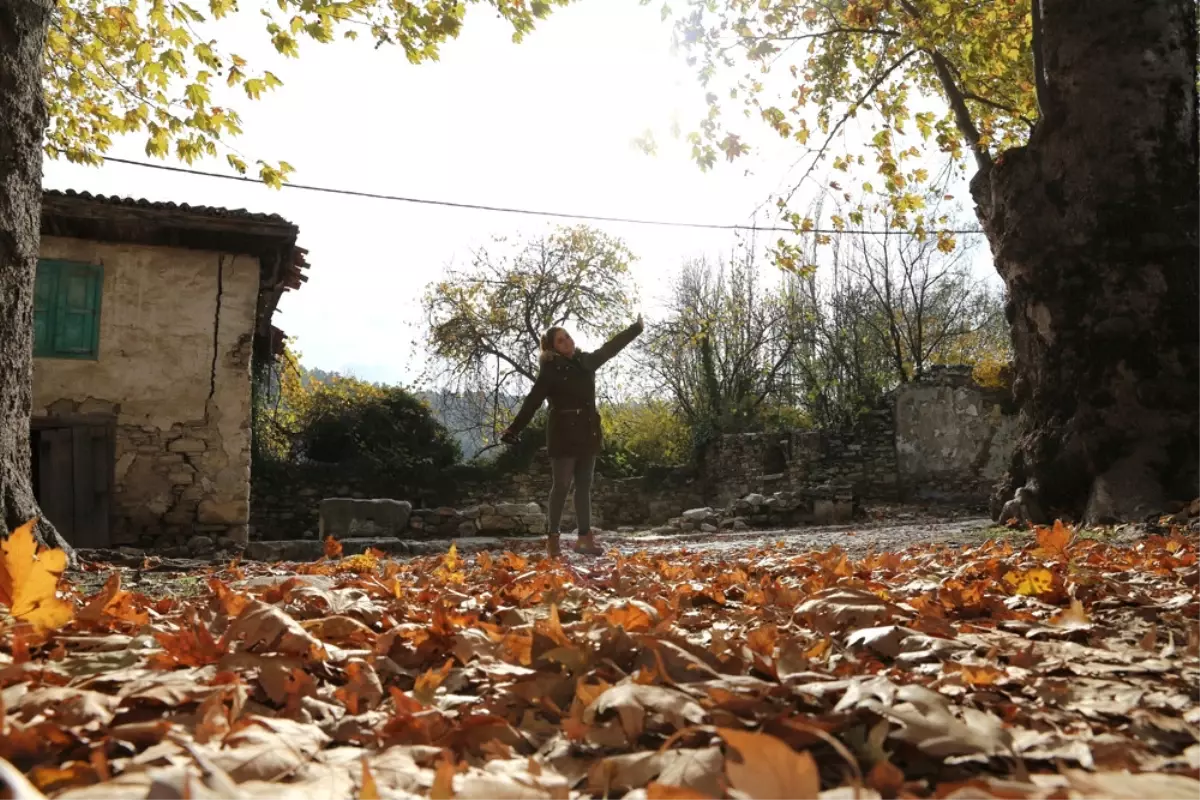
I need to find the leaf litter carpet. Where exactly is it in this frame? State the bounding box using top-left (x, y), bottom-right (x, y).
top-left (1, 521), bottom-right (1198, 799)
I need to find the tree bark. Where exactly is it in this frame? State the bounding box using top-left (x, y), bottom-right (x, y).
top-left (0, 0), bottom-right (75, 559)
top-left (971, 0), bottom-right (1199, 525)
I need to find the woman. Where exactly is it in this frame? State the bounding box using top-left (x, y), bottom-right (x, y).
top-left (501, 315), bottom-right (644, 557)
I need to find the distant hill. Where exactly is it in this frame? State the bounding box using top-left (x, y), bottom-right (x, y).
top-left (418, 389), bottom-right (522, 458)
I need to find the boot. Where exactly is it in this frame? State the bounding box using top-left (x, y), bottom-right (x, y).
top-left (574, 529), bottom-right (603, 555)
top-left (546, 533), bottom-right (561, 559)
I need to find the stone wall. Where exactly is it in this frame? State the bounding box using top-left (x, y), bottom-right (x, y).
top-left (250, 458), bottom-right (706, 540)
top-left (704, 408), bottom-right (898, 508)
top-left (32, 238), bottom-right (259, 552)
top-left (465, 460), bottom-right (705, 531)
top-left (893, 366), bottom-right (1018, 504)
top-left (248, 367), bottom-right (1016, 541)
top-left (703, 367), bottom-right (1014, 509)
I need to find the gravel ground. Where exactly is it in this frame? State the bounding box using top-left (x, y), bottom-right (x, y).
top-left (70, 506), bottom-right (1187, 598)
top-left (594, 515), bottom-right (996, 558)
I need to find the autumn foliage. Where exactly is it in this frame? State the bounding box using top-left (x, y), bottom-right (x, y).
top-left (0, 519), bottom-right (1198, 799)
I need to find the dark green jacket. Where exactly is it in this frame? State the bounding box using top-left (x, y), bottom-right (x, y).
top-left (509, 320), bottom-right (643, 458)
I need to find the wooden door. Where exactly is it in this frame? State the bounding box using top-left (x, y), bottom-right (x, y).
top-left (33, 419), bottom-right (113, 548)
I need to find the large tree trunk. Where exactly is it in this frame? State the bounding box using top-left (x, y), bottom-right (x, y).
top-left (971, 0), bottom-right (1199, 525)
top-left (0, 0), bottom-right (74, 559)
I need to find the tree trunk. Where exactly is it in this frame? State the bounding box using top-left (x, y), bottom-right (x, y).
top-left (971, 0), bottom-right (1199, 525)
top-left (0, 0), bottom-right (74, 559)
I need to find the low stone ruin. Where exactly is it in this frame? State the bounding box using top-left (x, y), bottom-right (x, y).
top-left (319, 497), bottom-right (546, 540)
top-left (653, 483), bottom-right (859, 535)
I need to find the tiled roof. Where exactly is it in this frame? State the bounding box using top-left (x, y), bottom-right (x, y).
top-left (43, 187), bottom-right (308, 362)
top-left (43, 188), bottom-right (294, 227)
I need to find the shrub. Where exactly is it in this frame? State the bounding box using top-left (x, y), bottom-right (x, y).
top-left (295, 377), bottom-right (461, 483)
top-left (599, 399), bottom-right (691, 476)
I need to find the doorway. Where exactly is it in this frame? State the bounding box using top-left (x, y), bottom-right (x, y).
top-left (29, 416), bottom-right (115, 548)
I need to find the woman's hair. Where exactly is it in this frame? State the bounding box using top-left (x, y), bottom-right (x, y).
top-left (539, 326), bottom-right (566, 364)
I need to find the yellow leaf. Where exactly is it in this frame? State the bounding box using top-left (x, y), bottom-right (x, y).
top-left (0, 520), bottom-right (75, 635)
top-left (1001, 567), bottom-right (1054, 596)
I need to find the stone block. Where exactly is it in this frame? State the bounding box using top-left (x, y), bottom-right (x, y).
top-left (319, 498), bottom-right (412, 538)
top-left (681, 507), bottom-right (713, 522)
top-left (477, 514), bottom-right (519, 533)
top-left (198, 498), bottom-right (249, 525)
top-left (812, 498), bottom-right (855, 525)
top-left (168, 438), bottom-right (206, 454)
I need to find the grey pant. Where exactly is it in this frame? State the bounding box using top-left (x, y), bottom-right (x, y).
top-left (548, 455), bottom-right (597, 536)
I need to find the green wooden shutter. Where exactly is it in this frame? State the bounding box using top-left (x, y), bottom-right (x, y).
top-left (33, 260), bottom-right (59, 357)
top-left (51, 262), bottom-right (103, 358)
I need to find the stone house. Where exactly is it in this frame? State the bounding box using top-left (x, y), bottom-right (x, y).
top-left (30, 189), bottom-right (309, 552)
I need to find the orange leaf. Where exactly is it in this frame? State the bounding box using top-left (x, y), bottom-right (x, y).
top-left (867, 759), bottom-right (905, 796)
top-left (1049, 598), bottom-right (1091, 629)
top-left (430, 755), bottom-right (456, 800)
top-left (209, 578), bottom-right (251, 617)
top-left (647, 783), bottom-right (716, 799)
top-left (0, 519), bottom-right (75, 635)
top-left (601, 602), bottom-right (655, 633)
top-left (413, 658), bottom-right (454, 705)
top-left (1033, 520), bottom-right (1073, 559)
top-left (359, 755), bottom-right (380, 800)
top-left (717, 728), bottom-right (821, 799)
top-left (324, 536), bottom-right (343, 559)
top-left (78, 573), bottom-right (122, 622)
top-left (745, 624), bottom-right (779, 657)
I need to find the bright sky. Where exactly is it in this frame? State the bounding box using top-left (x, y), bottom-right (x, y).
top-left (41, 0), bottom-right (996, 387)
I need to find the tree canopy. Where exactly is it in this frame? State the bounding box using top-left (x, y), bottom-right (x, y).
top-left (422, 225), bottom-right (637, 448)
top-left (44, 0), bottom-right (570, 185)
top-left (651, 0), bottom-right (1037, 264)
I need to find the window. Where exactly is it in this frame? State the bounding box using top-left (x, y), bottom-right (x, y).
top-left (34, 259), bottom-right (104, 360)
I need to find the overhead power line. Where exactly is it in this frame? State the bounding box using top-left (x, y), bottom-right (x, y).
top-left (97, 155), bottom-right (986, 237)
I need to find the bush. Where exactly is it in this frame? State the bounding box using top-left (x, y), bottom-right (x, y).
top-left (599, 399), bottom-right (691, 476)
top-left (296, 377), bottom-right (461, 483)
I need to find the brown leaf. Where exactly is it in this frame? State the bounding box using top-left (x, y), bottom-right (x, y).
top-left (584, 683), bottom-right (707, 741)
top-left (796, 587), bottom-right (905, 634)
top-left (717, 728), bottom-right (821, 800)
top-left (222, 600), bottom-right (330, 660)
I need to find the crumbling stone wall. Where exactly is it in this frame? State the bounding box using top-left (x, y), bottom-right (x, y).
top-left (704, 367), bottom-right (1015, 509)
top-left (32, 238), bottom-right (259, 553)
top-left (248, 367), bottom-right (1015, 542)
top-left (250, 458), bottom-right (705, 540)
top-left (704, 408), bottom-right (898, 508)
top-left (893, 366), bottom-right (1018, 504)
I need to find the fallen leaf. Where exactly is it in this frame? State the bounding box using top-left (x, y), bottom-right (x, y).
top-left (717, 728), bottom-right (821, 800)
top-left (1049, 598), bottom-right (1091, 629)
top-left (0, 520), bottom-right (74, 635)
top-left (796, 587), bottom-right (904, 634)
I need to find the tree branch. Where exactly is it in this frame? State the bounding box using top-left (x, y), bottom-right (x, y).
top-left (926, 49), bottom-right (993, 172)
top-left (1030, 0), bottom-right (1050, 117)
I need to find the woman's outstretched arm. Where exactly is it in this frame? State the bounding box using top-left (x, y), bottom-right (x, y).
top-left (502, 368), bottom-right (551, 442)
top-left (585, 315), bottom-right (644, 370)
